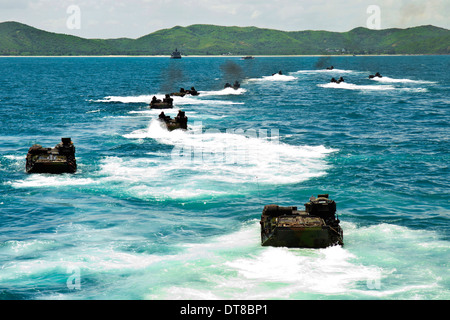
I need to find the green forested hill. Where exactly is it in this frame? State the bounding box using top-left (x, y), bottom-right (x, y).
top-left (0, 21), bottom-right (449, 56)
top-left (0, 21), bottom-right (115, 55)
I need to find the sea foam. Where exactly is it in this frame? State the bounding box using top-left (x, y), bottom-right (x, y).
top-left (99, 118), bottom-right (338, 200)
top-left (247, 73), bottom-right (297, 82)
top-left (123, 119), bottom-right (335, 184)
top-left (96, 94), bottom-right (243, 106)
top-left (318, 82), bottom-right (396, 91)
top-left (370, 76), bottom-right (436, 84)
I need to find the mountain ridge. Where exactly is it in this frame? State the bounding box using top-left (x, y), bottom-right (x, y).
top-left (0, 21), bottom-right (449, 56)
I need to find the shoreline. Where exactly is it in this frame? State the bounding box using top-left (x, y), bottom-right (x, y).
top-left (0, 54), bottom-right (447, 58)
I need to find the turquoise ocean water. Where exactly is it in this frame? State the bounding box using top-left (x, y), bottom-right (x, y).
top-left (0, 56), bottom-right (448, 299)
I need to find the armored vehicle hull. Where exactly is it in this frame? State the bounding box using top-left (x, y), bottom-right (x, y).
top-left (261, 195), bottom-right (343, 248)
top-left (171, 92), bottom-right (187, 97)
top-left (150, 102), bottom-right (173, 109)
top-left (261, 223), bottom-right (342, 248)
top-left (26, 138), bottom-right (76, 174)
top-left (164, 120), bottom-right (185, 131)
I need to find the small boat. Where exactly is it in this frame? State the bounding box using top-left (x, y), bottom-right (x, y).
top-left (170, 48), bottom-right (182, 59)
top-left (242, 56), bottom-right (254, 60)
top-left (26, 138), bottom-right (77, 174)
top-left (260, 194), bottom-right (343, 248)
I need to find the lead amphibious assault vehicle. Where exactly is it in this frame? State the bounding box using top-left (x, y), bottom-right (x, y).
top-left (26, 138), bottom-right (77, 174)
top-left (158, 110), bottom-right (188, 131)
top-left (260, 194), bottom-right (343, 248)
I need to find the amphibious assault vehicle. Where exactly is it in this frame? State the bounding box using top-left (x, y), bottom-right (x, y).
top-left (224, 81), bottom-right (240, 90)
top-left (26, 138), bottom-right (77, 174)
top-left (170, 87), bottom-right (199, 97)
top-left (260, 194), bottom-right (343, 248)
top-left (369, 72), bottom-right (382, 79)
top-left (150, 94), bottom-right (174, 109)
top-left (158, 110), bottom-right (188, 131)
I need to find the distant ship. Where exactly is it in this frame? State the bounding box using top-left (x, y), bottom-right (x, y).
top-left (170, 48), bottom-right (182, 59)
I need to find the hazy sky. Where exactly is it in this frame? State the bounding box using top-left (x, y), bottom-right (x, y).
top-left (0, 0), bottom-right (448, 39)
